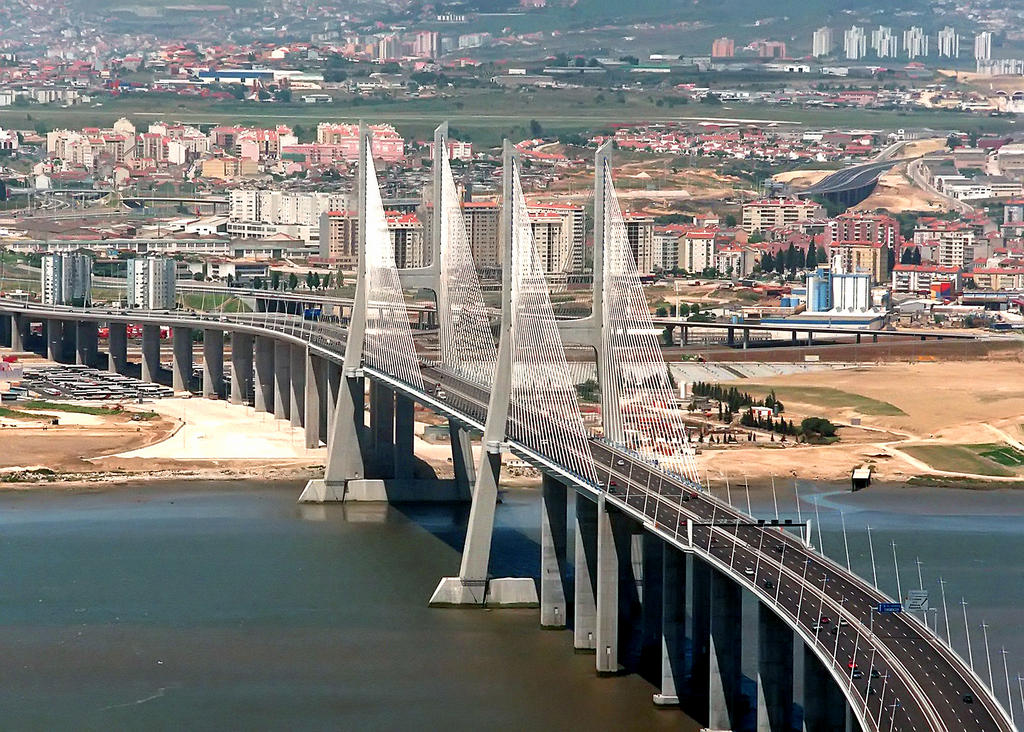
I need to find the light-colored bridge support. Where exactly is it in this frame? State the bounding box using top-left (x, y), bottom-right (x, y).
top-left (574, 491), bottom-right (598, 650)
top-left (757, 604), bottom-right (795, 732)
top-left (709, 568), bottom-right (743, 731)
top-left (203, 329), bottom-right (224, 399)
top-left (10, 314), bottom-right (26, 352)
top-left (304, 350), bottom-right (325, 448)
top-left (253, 336), bottom-right (274, 413)
top-left (653, 546), bottom-right (686, 706)
top-left (325, 361), bottom-right (341, 446)
top-left (273, 340), bottom-right (290, 419)
top-left (141, 324), bottom-right (161, 383)
top-left (231, 333), bottom-right (254, 406)
top-left (448, 422), bottom-right (476, 496)
top-left (75, 321), bottom-right (98, 366)
top-left (172, 326), bottom-right (193, 393)
top-left (46, 319), bottom-right (64, 362)
top-left (803, 646), bottom-right (850, 732)
top-left (393, 394), bottom-right (414, 480)
top-left (108, 322), bottom-right (128, 374)
top-left (289, 343), bottom-right (305, 429)
top-left (640, 533), bottom-right (665, 674)
top-left (596, 492), bottom-right (635, 675)
top-left (540, 475), bottom-right (570, 629)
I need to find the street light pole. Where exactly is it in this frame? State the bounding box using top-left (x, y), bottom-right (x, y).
top-left (744, 476), bottom-right (752, 517)
top-left (770, 474), bottom-right (779, 521)
top-left (1000, 648), bottom-right (1013, 726)
top-left (981, 621), bottom-right (994, 692)
top-left (891, 541), bottom-right (902, 603)
top-left (939, 577), bottom-right (950, 645)
top-left (867, 525), bottom-right (878, 589)
top-left (841, 511), bottom-right (851, 571)
top-left (813, 493), bottom-right (823, 554)
top-left (962, 599), bottom-right (974, 670)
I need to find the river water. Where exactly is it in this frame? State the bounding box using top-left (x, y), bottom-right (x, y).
top-left (0, 480), bottom-right (1020, 729)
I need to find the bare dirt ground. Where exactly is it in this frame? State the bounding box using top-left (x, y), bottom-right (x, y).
top-left (854, 166), bottom-right (952, 213)
top-left (699, 354), bottom-right (1024, 485)
top-left (772, 169), bottom-right (833, 188)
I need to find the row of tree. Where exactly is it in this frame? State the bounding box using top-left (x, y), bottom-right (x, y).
top-left (739, 409), bottom-right (800, 436)
top-left (690, 382), bottom-right (785, 415)
top-left (759, 242), bottom-right (829, 276)
top-left (247, 271), bottom-right (340, 292)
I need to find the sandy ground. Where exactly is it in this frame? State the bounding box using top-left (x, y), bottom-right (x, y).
top-left (697, 356), bottom-right (1024, 484)
top-left (772, 169), bottom-right (833, 188)
top-left (854, 166), bottom-right (952, 213)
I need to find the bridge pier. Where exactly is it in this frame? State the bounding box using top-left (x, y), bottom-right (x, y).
top-left (325, 361), bottom-right (342, 446)
top-left (855, 333), bottom-right (862, 345)
top-left (653, 546), bottom-right (686, 706)
top-left (393, 394), bottom-right (414, 480)
top-left (46, 319), bottom-right (64, 362)
top-left (708, 567), bottom-right (744, 731)
top-left (253, 336), bottom-right (274, 412)
top-left (273, 340), bottom-right (290, 419)
top-left (304, 350), bottom-right (325, 448)
top-left (540, 475), bottom-right (569, 629)
top-left (75, 321), bottom-right (98, 366)
top-left (141, 324), bottom-right (161, 383)
top-left (289, 343), bottom-right (305, 429)
top-left (742, 328), bottom-right (750, 350)
top-left (727, 327), bottom-right (735, 347)
top-left (0, 312), bottom-right (10, 348)
top-left (757, 604), bottom-right (794, 732)
top-left (574, 491), bottom-right (598, 650)
top-left (803, 645), bottom-right (849, 732)
top-left (689, 558), bottom-right (711, 721)
top-left (203, 329), bottom-right (224, 398)
top-left (172, 327), bottom-right (193, 392)
top-left (10, 314), bottom-right (26, 352)
top-left (108, 322), bottom-right (128, 374)
top-left (448, 422), bottom-right (476, 497)
top-left (680, 325), bottom-right (688, 347)
top-left (595, 493), bottom-right (643, 674)
top-left (231, 333), bottom-right (254, 406)
top-left (369, 381), bottom-right (394, 478)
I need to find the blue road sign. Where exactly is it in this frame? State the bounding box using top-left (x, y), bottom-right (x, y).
top-left (877, 602), bottom-right (903, 613)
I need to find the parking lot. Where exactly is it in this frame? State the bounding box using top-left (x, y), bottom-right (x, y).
top-left (19, 364), bottom-right (174, 401)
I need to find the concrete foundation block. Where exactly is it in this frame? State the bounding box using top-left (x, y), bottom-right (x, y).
top-left (427, 577), bottom-right (538, 608)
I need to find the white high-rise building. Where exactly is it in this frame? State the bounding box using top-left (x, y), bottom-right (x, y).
top-left (871, 26), bottom-right (898, 58)
top-left (974, 31), bottom-right (992, 62)
top-left (844, 26), bottom-right (868, 61)
top-left (903, 27), bottom-right (928, 59)
top-left (127, 257), bottom-right (176, 310)
top-left (228, 189), bottom-right (350, 242)
top-left (812, 27), bottom-right (834, 57)
top-left (41, 253), bottom-right (92, 305)
top-left (938, 26), bottom-right (959, 58)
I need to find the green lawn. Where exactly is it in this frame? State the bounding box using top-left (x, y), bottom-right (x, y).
top-left (969, 443), bottom-right (1024, 467)
top-left (19, 401), bottom-right (123, 416)
top-left (0, 406), bottom-right (52, 421)
top-left (742, 384), bottom-right (905, 416)
top-left (901, 445), bottom-right (1014, 477)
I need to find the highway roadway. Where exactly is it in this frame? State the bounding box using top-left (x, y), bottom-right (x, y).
top-left (0, 299), bottom-right (1011, 731)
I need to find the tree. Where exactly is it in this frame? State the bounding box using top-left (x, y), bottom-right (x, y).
top-left (806, 242), bottom-right (818, 270)
top-left (192, 271), bottom-right (204, 281)
top-left (226, 273), bottom-right (234, 287)
top-left (678, 303), bottom-right (691, 317)
top-left (912, 247), bottom-right (922, 265)
top-left (253, 277), bottom-right (264, 290)
top-left (887, 246), bottom-right (896, 273)
top-left (761, 252), bottom-right (774, 272)
top-left (817, 246), bottom-right (828, 264)
top-left (306, 271), bottom-right (315, 290)
top-left (529, 119), bottom-right (544, 137)
top-left (322, 273), bottom-right (332, 290)
top-left (312, 272), bottom-right (321, 289)
top-left (724, 213), bottom-right (737, 227)
top-left (288, 273), bottom-right (299, 291)
top-left (270, 271), bottom-right (282, 290)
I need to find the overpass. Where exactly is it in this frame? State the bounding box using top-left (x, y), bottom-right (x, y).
top-left (0, 127), bottom-right (1012, 732)
top-left (795, 160), bottom-right (900, 208)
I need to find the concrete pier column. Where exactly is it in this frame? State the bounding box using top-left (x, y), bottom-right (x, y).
top-left (742, 328), bottom-right (750, 350)
top-left (107, 322), bottom-right (128, 374)
top-left (791, 331), bottom-right (798, 345)
top-left (757, 603), bottom-right (795, 732)
top-left (0, 313), bottom-right (10, 348)
top-left (46, 319), bottom-right (63, 362)
top-left (653, 546), bottom-right (686, 706)
top-left (807, 331), bottom-right (814, 345)
top-left (231, 332), bottom-right (254, 405)
top-left (393, 394), bottom-right (414, 479)
top-left (689, 558), bottom-right (712, 721)
top-left (369, 382), bottom-right (394, 479)
top-left (325, 361), bottom-right (342, 445)
top-left (289, 343), bottom-right (305, 429)
top-left (273, 339), bottom-right (290, 419)
top-left (304, 350), bottom-right (325, 448)
top-left (540, 475), bottom-right (569, 629)
top-left (574, 491), bottom-right (598, 651)
top-left (202, 329), bottom-right (224, 398)
top-left (855, 333), bottom-right (862, 345)
top-left (141, 324), bottom-right (161, 383)
top-left (681, 325), bottom-right (689, 346)
top-left (709, 569), bottom-right (744, 731)
top-left (727, 326), bottom-right (735, 346)
top-left (172, 326), bottom-right (193, 392)
top-left (253, 336), bottom-right (274, 413)
top-left (597, 493), bottom-right (634, 674)
top-left (75, 321), bottom-right (98, 366)
top-left (449, 422), bottom-right (476, 497)
top-left (640, 533), bottom-right (665, 672)
top-left (872, 333), bottom-right (878, 343)
top-left (10, 314), bottom-right (26, 352)
top-left (803, 646), bottom-right (848, 732)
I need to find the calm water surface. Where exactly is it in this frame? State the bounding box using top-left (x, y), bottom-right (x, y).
top-left (0, 479), bottom-right (1021, 729)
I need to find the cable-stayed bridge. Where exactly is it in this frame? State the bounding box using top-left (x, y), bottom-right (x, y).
top-left (0, 124), bottom-right (1015, 732)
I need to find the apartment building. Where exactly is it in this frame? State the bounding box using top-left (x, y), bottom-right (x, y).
top-left (315, 123), bottom-right (405, 162)
top-left (228, 189), bottom-right (350, 242)
top-left (678, 230), bottom-right (717, 273)
top-left (41, 253), bottom-right (92, 305)
top-left (741, 198), bottom-right (824, 233)
top-left (528, 203), bottom-right (585, 275)
top-left (127, 257), bottom-right (176, 309)
top-left (826, 212), bottom-right (898, 248)
top-left (831, 240), bottom-right (889, 283)
top-left (387, 212), bottom-right (425, 269)
top-left (318, 210), bottom-right (426, 269)
top-left (623, 213), bottom-right (656, 275)
top-left (463, 201), bottom-right (501, 271)
top-left (912, 221), bottom-right (976, 268)
top-left (891, 264), bottom-right (963, 294)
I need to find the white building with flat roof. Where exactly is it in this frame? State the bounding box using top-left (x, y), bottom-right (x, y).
top-left (127, 257), bottom-right (176, 309)
top-left (41, 253), bottom-right (92, 305)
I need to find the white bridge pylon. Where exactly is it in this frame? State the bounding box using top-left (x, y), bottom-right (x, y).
top-left (430, 140), bottom-right (597, 606)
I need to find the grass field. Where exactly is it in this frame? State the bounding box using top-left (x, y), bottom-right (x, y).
top-left (901, 444), bottom-right (1015, 477)
top-left (0, 406), bottom-right (52, 421)
top-left (970, 443), bottom-right (1024, 467)
top-left (2, 89), bottom-right (1015, 149)
top-left (741, 384), bottom-right (906, 416)
top-left (19, 400), bottom-right (123, 416)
